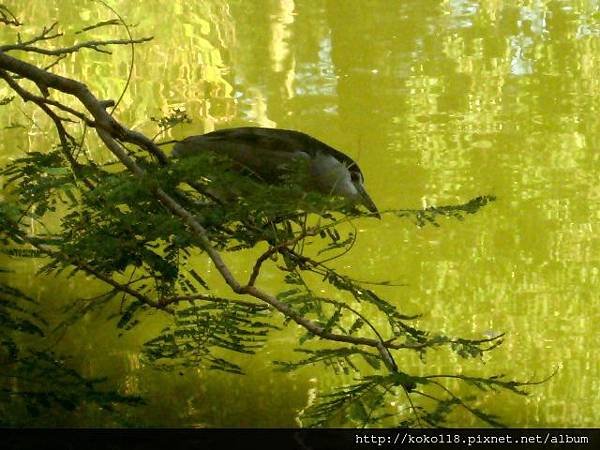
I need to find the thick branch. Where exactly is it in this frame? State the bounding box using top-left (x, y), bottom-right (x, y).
top-left (0, 50), bottom-right (168, 165)
top-left (162, 293), bottom-right (269, 310)
top-left (0, 69), bottom-right (94, 125)
top-left (0, 49), bottom-right (405, 365)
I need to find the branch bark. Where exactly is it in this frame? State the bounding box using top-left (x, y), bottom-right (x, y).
top-left (0, 49), bottom-right (405, 369)
top-left (0, 51), bottom-right (168, 165)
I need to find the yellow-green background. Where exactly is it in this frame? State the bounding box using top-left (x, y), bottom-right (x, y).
top-left (0, 0), bottom-right (598, 427)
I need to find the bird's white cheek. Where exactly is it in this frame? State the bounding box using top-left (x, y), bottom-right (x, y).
top-left (311, 155), bottom-right (351, 194)
top-left (334, 177), bottom-right (359, 199)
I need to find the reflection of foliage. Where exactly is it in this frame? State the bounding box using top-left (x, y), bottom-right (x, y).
top-left (0, 271), bottom-right (143, 426)
top-left (0, 350), bottom-right (143, 426)
top-left (0, 268), bottom-right (45, 350)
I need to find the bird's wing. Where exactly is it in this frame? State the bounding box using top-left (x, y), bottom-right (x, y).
top-left (173, 127), bottom-right (363, 180)
top-left (174, 127), bottom-right (305, 156)
top-left (197, 127), bottom-right (315, 155)
top-left (173, 128), bottom-right (313, 183)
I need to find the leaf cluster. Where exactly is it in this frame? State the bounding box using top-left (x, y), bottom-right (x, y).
top-left (396, 195), bottom-right (496, 227)
top-left (142, 300), bottom-right (277, 374)
top-left (296, 369), bottom-right (543, 428)
top-left (0, 124), bottom-right (539, 428)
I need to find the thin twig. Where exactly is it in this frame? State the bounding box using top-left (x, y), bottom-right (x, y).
top-left (0, 49), bottom-right (429, 366)
top-left (3, 219), bottom-right (168, 312)
top-left (0, 37), bottom-right (153, 55)
top-left (95, 0), bottom-right (135, 115)
top-left (247, 231), bottom-right (315, 286)
top-left (75, 19), bottom-right (121, 34)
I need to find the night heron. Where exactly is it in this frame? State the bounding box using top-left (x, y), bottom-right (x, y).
top-left (172, 127), bottom-right (380, 218)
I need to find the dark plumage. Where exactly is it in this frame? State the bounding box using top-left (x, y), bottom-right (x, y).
top-left (173, 127), bottom-right (379, 217)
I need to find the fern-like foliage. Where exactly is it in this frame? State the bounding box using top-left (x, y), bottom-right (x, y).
top-left (142, 300), bottom-right (277, 374)
top-left (0, 120), bottom-right (544, 427)
top-left (395, 195), bottom-right (496, 227)
top-left (296, 370), bottom-right (549, 428)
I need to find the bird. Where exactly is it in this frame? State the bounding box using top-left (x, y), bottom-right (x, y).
top-left (172, 127), bottom-right (380, 218)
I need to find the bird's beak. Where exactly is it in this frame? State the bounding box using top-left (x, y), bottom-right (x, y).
top-left (356, 183), bottom-right (381, 219)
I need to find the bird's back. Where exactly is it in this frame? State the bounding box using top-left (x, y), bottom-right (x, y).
top-left (172, 127), bottom-right (379, 217)
top-left (173, 127), bottom-right (360, 176)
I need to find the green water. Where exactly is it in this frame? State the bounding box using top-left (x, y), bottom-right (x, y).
top-left (0, 0), bottom-right (598, 426)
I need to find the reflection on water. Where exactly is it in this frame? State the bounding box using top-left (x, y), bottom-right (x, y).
top-left (0, 0), bottom-right (598, 427)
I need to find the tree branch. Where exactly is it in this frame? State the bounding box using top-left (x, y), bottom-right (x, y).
top-left (2, 218), bottom-right (168, 312)
top-left (0, 49), bottom-right (405, 368)
top-left (16, 22), bottom-right (62, 46)
top-left (1, 37), bottom-right (153, 55)
top-left (247, 230), bottom-right (316, 286)
top-left (162, 293), bottom-right (269, 310)
top-left (0, 5), bottom-right (20, 26)
top-left (0, 69), bottom-right (94, 126)
top-left (0, 50), bottom-right (168, 165)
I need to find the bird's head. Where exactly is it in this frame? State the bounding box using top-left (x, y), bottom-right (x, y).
top-left (347, 165), bottom-right (380, 219)
top-left (311, 152), bottom-right (380, 218)
top-left (173, 127), bottom-right (381, 219)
